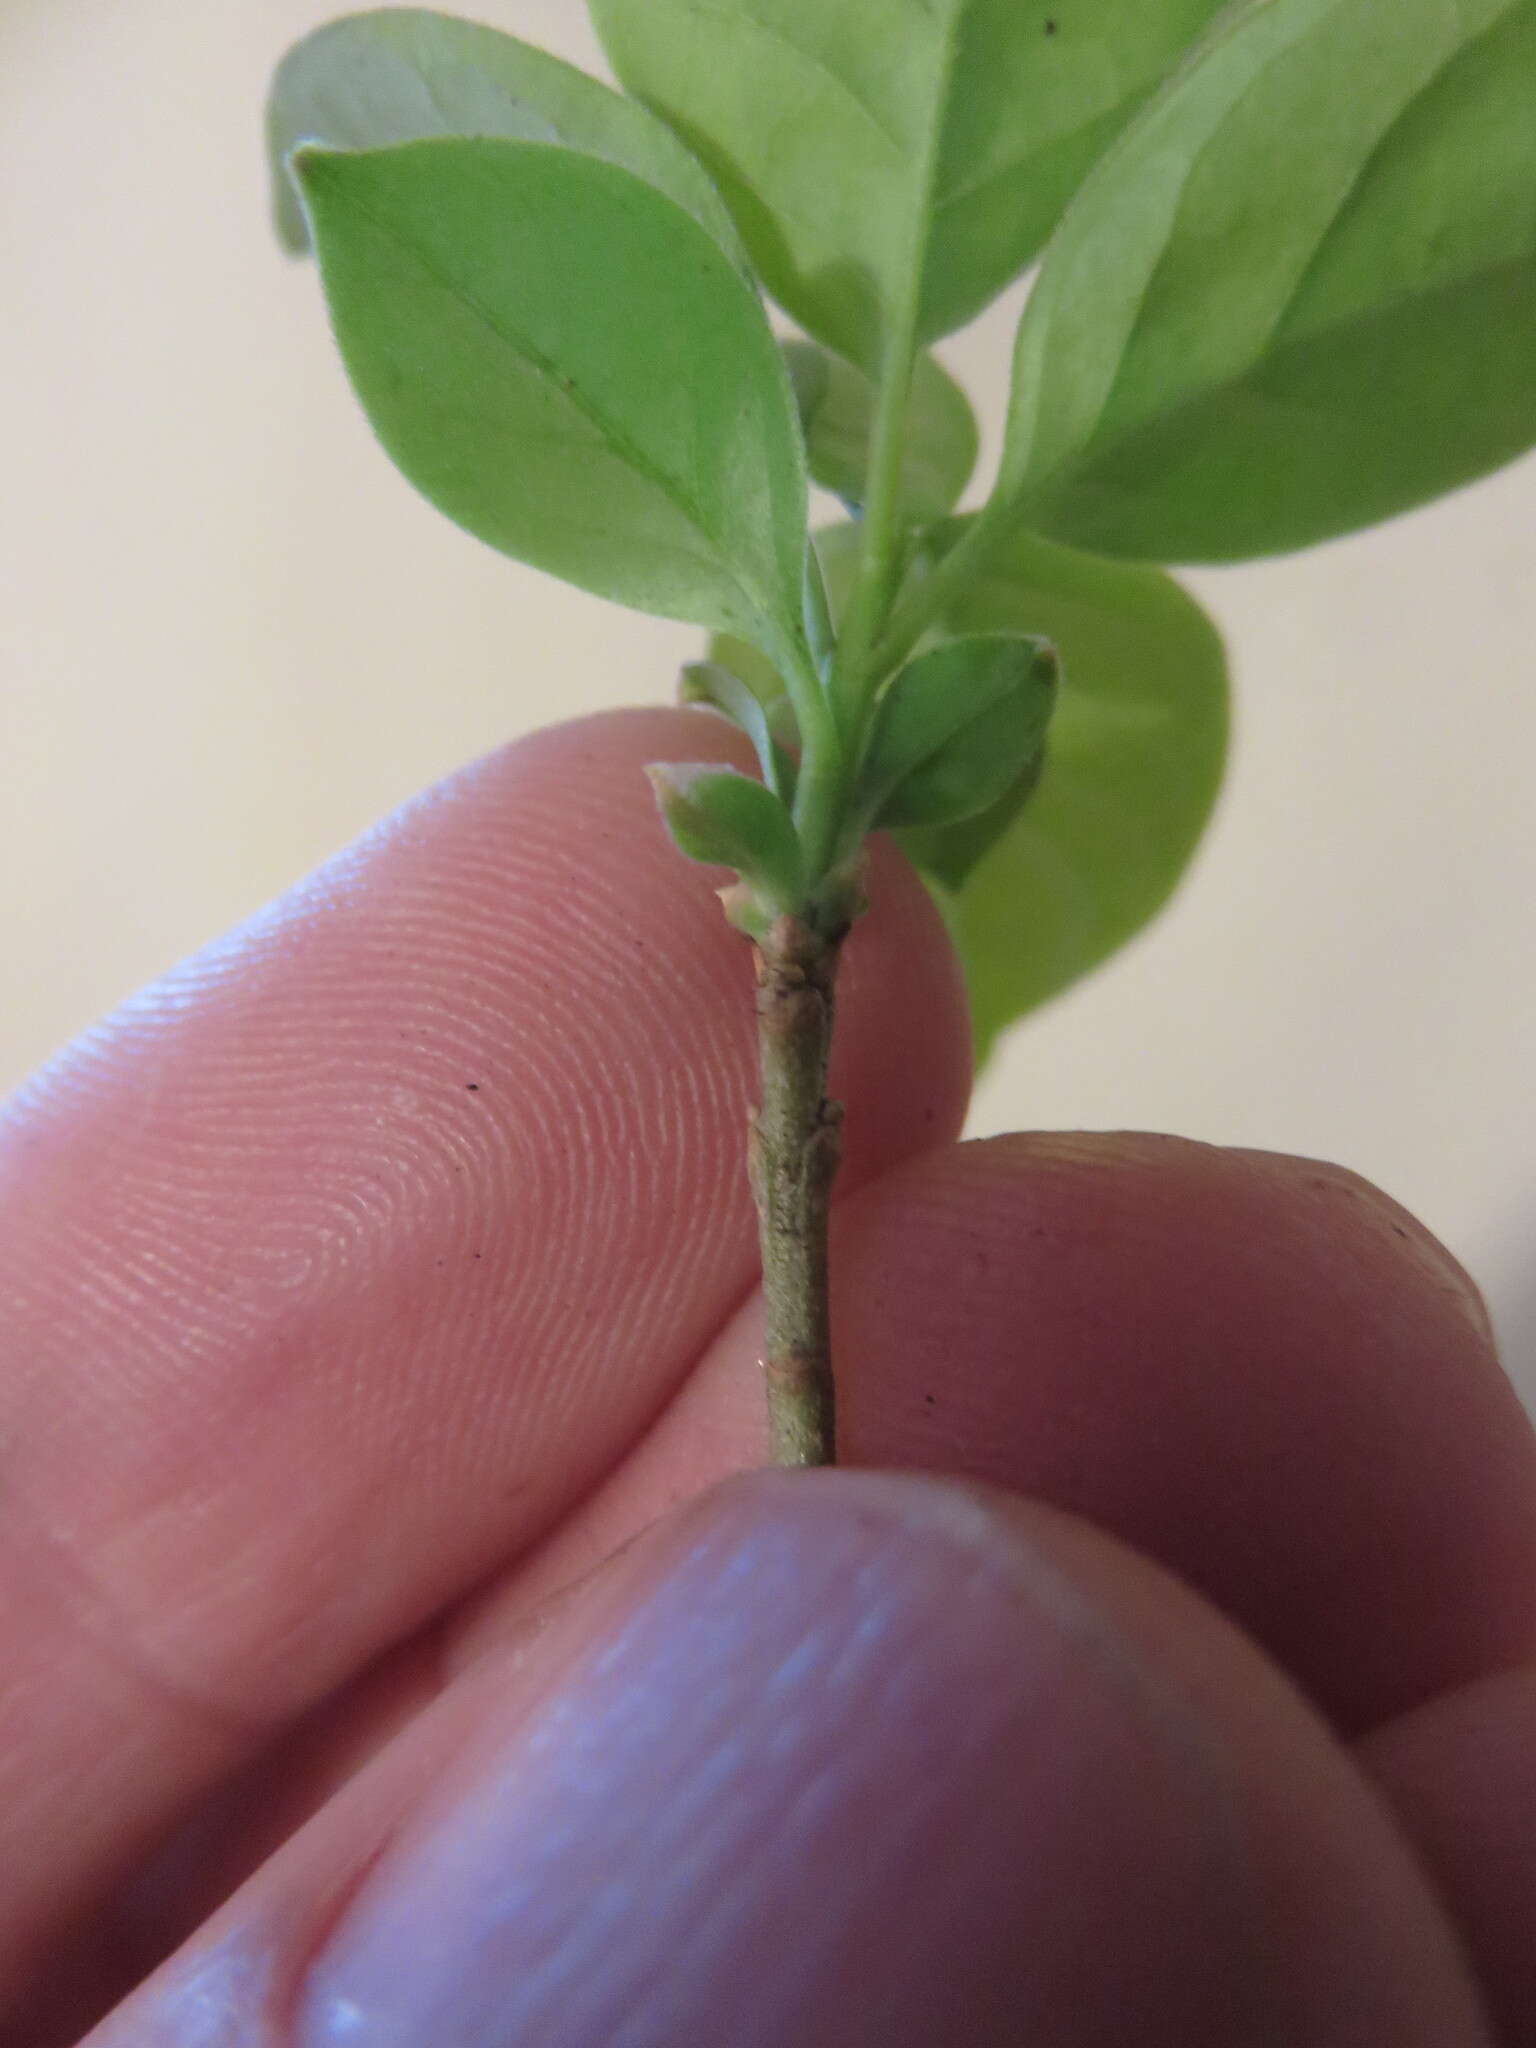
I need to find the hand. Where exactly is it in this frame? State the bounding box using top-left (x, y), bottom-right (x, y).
top-left (2, 711), bottom-right (1531, 2046)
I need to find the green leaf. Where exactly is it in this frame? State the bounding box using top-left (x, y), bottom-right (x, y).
top-left (267, 9), bottom-right (742, 264)
top-left (858, 633), bottom-right (1056, 829)
top-left (781, 337), bottom-right (831, 423)
top-left (678, 660), bottom-right (797, 798)
top-left (898, 750), bottom-right (1047, 891)
top-left (783, 341), bottom-right (977, 518)
top-left (903, 521), bottom-right (1228, 1062)
top-left (704, 632), bottom-right (788, 712)
top-left (589, 0), bottom-right (1227, 368)
top-left (998, 0), bottom-right (1536, 561)
top-left (295, 139), bottom-right (807, 644)
top-left (647, 763), bottom-right (805, 911)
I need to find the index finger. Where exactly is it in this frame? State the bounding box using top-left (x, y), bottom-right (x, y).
top-left (0, 707), bottom-right (971, 2002)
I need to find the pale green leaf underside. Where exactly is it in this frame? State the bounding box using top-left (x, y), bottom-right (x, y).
top-left (268, 8), bottom-right (742, 265)
top-left (911, 522), bottom-right (1228, 1061)
top-left (784, 341), bottom-right (977, 518)
top-left (650, 763), bottom-right (804, 904)
top-left (1002, 0), bottom-right (1536, 560)
top-left (590, 0), bottom-right (1228, 368)
top-left (297, 140), bottom-right (807, 645)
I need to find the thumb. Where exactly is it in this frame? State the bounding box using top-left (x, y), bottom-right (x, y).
top-left (97, 1472), bottom-right (1489, 2047)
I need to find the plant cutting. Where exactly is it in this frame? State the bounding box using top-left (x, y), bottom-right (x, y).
top-left (265, 0), bottom-right (1536, 1472)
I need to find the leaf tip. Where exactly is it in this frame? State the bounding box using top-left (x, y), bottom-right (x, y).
top-left (286, 140), bottom-right (348, 194)
top-left (644, 759), bottom-right (705, 805)
top-left (676, 665), bottom-right (721, 712)
top-left (716, 878), bottom-right (774, 942)
top-left (646, 759), bottom-right (734, 847)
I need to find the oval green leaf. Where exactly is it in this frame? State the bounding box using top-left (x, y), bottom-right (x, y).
top-left (897, 749), bottom-right (1047, 892)
top-left (999, 0), bottom-right (1536, 561)
top-left (268, 9), bottom-right (743, 265)
top-left (860, 633), bottom-right (1056, 829)
top-left (901, 521), bottom-right (1228, 1061)
top-left (647, 763), bottom-right (805, 911)
top-left (590, 0), bottom-right (1229, 368)
top-left (296, 139), bottom-right (808, 646)
top-left (783, 341), bottom-right (978, 519)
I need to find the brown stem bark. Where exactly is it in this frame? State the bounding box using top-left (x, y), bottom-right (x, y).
top-left (748, 914), bottom-right (843, 1466)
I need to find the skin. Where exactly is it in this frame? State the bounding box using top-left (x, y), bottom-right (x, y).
top-left (0, 707), bottom-right (1532, 2045)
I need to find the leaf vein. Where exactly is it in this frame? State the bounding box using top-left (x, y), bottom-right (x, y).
top-left (340, 164), bottom-right (776, 624)
top-left (662, 2), bottom-right (910, 156)
top-left (1267, 0), bottom-right (1529, 352)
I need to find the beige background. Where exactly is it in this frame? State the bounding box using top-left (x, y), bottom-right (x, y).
top-left (3, 1), bottom-right (1534, 1396)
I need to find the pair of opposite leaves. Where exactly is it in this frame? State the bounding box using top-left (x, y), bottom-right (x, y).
top-left (270, 0), bottom-right (1536, 1048)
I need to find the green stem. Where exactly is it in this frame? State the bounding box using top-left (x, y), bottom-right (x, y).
top-left (834, 339), bottom-right (918, 706)
top-left (780, 639), bottom-right (845, 881)
top-left (833, 33), bottom-right (963, 717)
top-left (774, 628), bottom-right (835, 764)
top-left (869, 497), bottom-right (1008, 681)
top-left (793, 745), bottom-right (846, 882)
top-left (803, 542), bottom-right (835, 678)
top-left (749, 915), bottom-right (842, 1466)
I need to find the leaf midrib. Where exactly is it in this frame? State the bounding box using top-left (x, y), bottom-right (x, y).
top-left (335, 157), bottom-right (784, 629)
top-left (1263, 0), bottom-right (1532, 354)
top-left (1031, 247), bottom-right (1536, 526)
top-left (666, 2), bottom-right (909, 157)
top-left (890, 0), bottom-right (969, 345)
top-left (1017, 0), bottom-right (1533, 519)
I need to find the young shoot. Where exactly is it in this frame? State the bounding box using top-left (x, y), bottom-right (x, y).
top-left (267, 0), bottom-right (1536, 1465)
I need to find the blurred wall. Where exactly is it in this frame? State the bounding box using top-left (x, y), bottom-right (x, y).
top-left (3, 1), bottom-right (1534, 1394)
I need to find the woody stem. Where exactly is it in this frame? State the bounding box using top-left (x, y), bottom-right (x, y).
top-left (748, 915), bottom-right (843, 1467)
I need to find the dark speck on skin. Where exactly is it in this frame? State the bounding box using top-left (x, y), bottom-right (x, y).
top-left (466, 1082), bottom-right (481, 1092)
top-left (923, 1393), bottom-right (936, 1408)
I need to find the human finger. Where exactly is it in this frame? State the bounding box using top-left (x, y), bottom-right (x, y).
top-left (497, 1133), bottom-right (1536, 1735)
top-left (0, 709), bottom-right (971, 2006)
top-left (89, 1472), bottom-right (1492, 2048)
top-left (1361, 1664), bottom-right (1536, 2042)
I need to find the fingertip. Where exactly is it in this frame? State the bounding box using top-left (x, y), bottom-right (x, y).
top-left (0, 707), bottom-right (973, 2000)
top-left (255, 1475), bottom-right (1489, 2047)
top-left (284, 1469), bottom-right (1254, 2046)
top-left (1361, 1665), bottom-right (1536, 2044)
top-left (827, 1131), bottom-right (1536, 1727)
top-left (438, 707), bottom-right (975, 1186)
